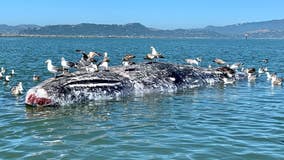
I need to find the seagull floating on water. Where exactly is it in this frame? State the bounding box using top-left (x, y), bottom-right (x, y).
top-left (271, 74), bottom-right (283, 86)
top-left (1, 67), bottom-right (5, 74)
top-left (222, 77), bottom-right (236, 84)
top-left (259, 58), bottom-right (269, 64)
top-left (244, 68), bottom-right (257, 82)
top-left (10, 69), bottom-right (15, 76)
top-left (266, 71), bottom-right (272, 81)
top-left (258, 67), bottom-right (267, 75)
top-left (245, 68), bottom-right (256, 74)
top-left (248, 73), bottom-right (256, 82)
top-left (45, 59), bottom-right (62, 77)
top-left (33, 73), bottom-right (40, 81)
top-left (11, 82), bottom-right (23, 96)
top-left (4, 75), bottom-right (11, 83)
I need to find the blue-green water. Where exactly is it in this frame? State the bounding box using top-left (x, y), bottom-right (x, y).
top-left (0, 37), bottom-right (283, 159)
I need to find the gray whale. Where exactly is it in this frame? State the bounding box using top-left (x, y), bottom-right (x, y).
top-left (25, 62), bottom-right (245, 107)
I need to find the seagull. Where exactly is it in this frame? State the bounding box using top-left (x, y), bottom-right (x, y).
top-left (213, 58), bottom-right (226, 65)
top-left (196, 57), bottom-right (202, 62)
top-left (0, 72), bottom-right (3, 79)
top-left (248, 73), bottom-right (256, 82)
top-left (264, 67), bottom-right (268, 72)
top-left (230, 62), bottom-right (243, 70)
top-left (88, 51), bottom-right (101, 60)
top-left (1, 67), bottom-right (5, 74)
top-left (245, 68), bottom-right (256, 74)
top-left (10, 69), bottom-right (15, 76)
top-left (33, 73), bottom-right (40, 81)
top-left (266, 71), bottom-right (272, 81)
top-left (150, 46), bottom-right (164, 58)
top-left (122, 54), bottom-right (136, 67)
top-left (75, 50), bottom-right (101, 68)
top-left (86, 63), bottom-right (99, 72)
top-left (271, 74), bottom-right (283, 86)
top-left (244, 68), bottom-right (257, 82)
top-left (75, 50), bottom-right (89, 68)
top-left (222, 77), bottom-right (235, 84)
top-left (4, 75), bottom-right (11, 83)
top-left (259, 58), bottom-right (269, 64)
top-left (76, 50), bottom-right (101, 61)
top-left (258, 67), bottom-right (266, 74)
top-left (45, 59), bottom-right (62, 77)
top-left (99, 52), bottom-right (110, 71)
top-left (11, 82), bottom-right (24, 96)
top-left (216, 66), bottom-right (235, 78)
top-left (144, 53), bottom-right (155, 61)
top-left (61, 57), bottom-right (75, 73)
top-left (185, 58), bottom-right (201, 66)
top-left (122, 60), bottom-right (135, 67)
top-left (144, 46), bottom-right (164, 62)
top-left (123, 54), bottom-right (136, 62)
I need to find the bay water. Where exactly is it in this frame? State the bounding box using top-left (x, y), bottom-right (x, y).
top-left (0, 37), bottom-right (283, 159)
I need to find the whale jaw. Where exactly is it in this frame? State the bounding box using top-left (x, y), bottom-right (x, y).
top-left (25, 87), bottom-right (53, 107)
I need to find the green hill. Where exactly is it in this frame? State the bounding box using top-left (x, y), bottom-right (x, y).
top-left (18, 23), bottom-right (223, 38)
top-left (2, 19), bottom-right (284, 38)
top-left (205, 19), bottom-right (284, 38)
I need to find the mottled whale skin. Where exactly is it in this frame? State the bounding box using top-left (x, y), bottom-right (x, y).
top-left (25, 62), bottom-right (245, 107)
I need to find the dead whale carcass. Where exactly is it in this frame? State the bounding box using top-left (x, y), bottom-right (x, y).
top-left (25, 62), bottom-right (245, 107)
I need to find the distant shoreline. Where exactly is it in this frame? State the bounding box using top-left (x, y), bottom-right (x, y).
top-left (0, 34), bottom-right (143, 38)
top-left (1, 34), bottom-right (284, 39)
top-left (0, 34), bottom-right (220, 39)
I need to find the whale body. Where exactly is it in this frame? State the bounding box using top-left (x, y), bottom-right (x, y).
top-left (25, 62), bottom-right (245, 107)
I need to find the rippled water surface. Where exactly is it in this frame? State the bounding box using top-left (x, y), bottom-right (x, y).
top-left (0, 38), bottom-right (284, 159)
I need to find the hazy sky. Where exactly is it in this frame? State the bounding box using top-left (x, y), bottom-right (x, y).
top-left (1, 0), bottom-right (284, 29)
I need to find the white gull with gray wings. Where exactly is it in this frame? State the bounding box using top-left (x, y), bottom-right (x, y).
top-left (25, 62), bottom-right (246, 106)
